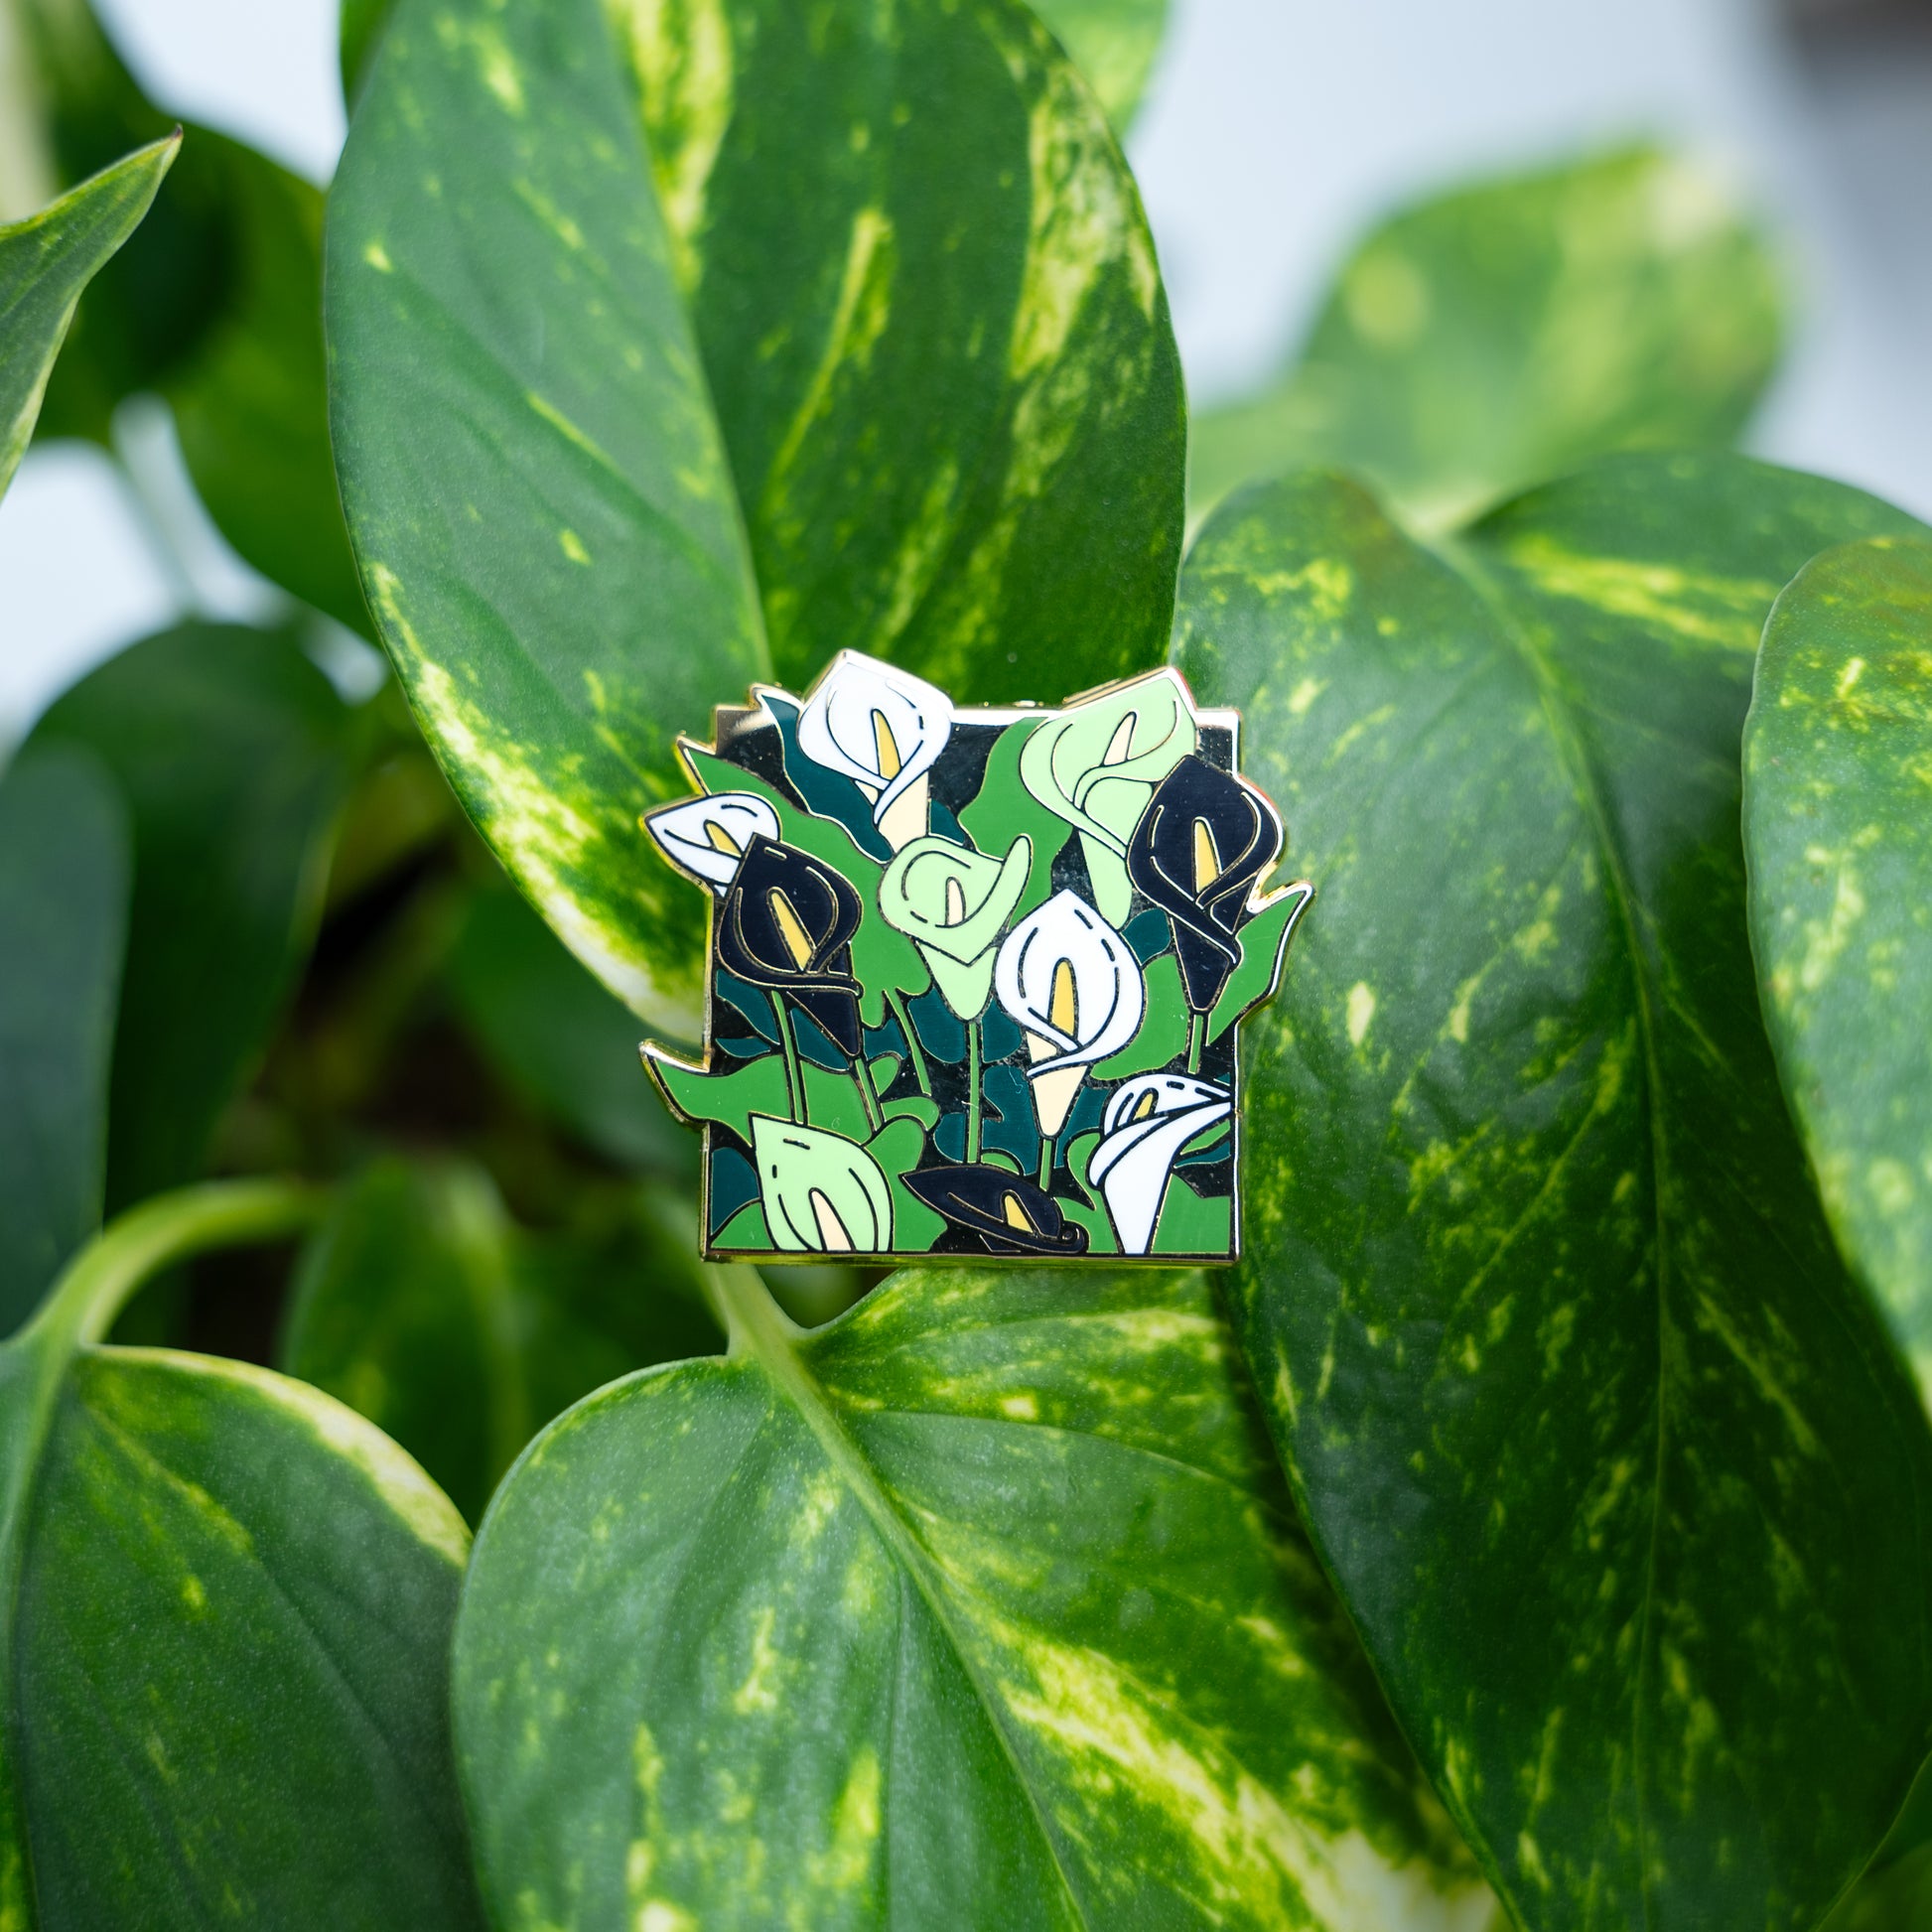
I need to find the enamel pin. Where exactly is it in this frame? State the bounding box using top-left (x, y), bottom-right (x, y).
top-left (641, 653), bottom-right (1312, 1263)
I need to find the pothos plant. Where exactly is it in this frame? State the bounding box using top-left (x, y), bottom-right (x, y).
top-left (1, 0), bottom-right (1928, 1928)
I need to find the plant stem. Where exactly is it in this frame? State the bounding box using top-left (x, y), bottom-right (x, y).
top-left (772, 995), bottom-right (808, 1125)
top-left (887, 988), bottom-right (932, 1098)
top-left (1186, 1011), bottom-right (1204, 1076)
top-left (853, 1049), bottom-right (885, 1135)
top-left (966, 1017), bottom-right (983, 1167)
top-left (1037, 1132), bottom-right (1055, 1193)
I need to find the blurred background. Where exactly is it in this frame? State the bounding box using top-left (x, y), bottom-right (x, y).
top-left (4, 0), bottom-right (1930, 733)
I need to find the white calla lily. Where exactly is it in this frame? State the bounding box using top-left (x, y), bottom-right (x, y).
top-left (994, 890), bottom-right (1145, 1138)
top-left (643, 792), bottom-right (781, 892)
top-left (1087, 1073), bottom-right (1232, 1256)
top-left (795, 650), bottom-right (952, 850)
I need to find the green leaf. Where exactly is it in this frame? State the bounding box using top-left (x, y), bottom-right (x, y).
top-left (28, 622), bottom-right (356, 1209)
top-left (0, 748), bottom-right (127, 1337)
top-left (1189, 149), bottom-right (1783, 533)
top-left (166, 137), bottom-right (371, 633)
top-left (1171, 456), bottom-right (1932, 1931)
top-left (453, 1262), bottom-right (1494, 1928)
top-left (327, 0), bottom-right (1183, 1037)
top-left (446, 884), bottom-right (694, 1175)
top-left (281, 1159), bottom-right (529, 1526)
top-left (16, 1346), bottom-right (483, 1928)
top-left (1032, 0), bottom-right (1171, 128)
top-left (1742, 538), bottom-right (1932, 1400)
top-left (0, 134), bottom-right (174, 498)
top-left (511, 1189), bottom-right (724, 1433)
top-left (283, 1160), bottom-right (726, 1522)
top-left (14, 0), bottom-right (366, 628)
top-left (0, 1180), bottom-right (327, 1928)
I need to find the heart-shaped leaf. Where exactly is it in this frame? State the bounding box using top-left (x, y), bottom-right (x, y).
top-left (15, 1345), bottom-right (483, 1927)
top-left (0, 749), bottom-right (127, 1338)
top-left (1742, 537), bottom-right (1932, 1400)
top-left (14, 0), bottom-right (367, 630)
top-left (454, 1262), bottom-right (1495, 1928)
top-left (1189, 149), bottom-right (1782, 532)
top-left (0, 134), bottom-right (175, 500)
top-left (327, 0), bottom-right (1183, 1039)
top-left (28, 622), bottom-right (357, 1211)
top-left (1171, 457), bottom-right (1932, 1931)
top-left (0, 1180), bottom-right (475, 1929)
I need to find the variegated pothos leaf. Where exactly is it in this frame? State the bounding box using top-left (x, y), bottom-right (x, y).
top-left (454, 1264), bottom-right (1499, 1928)
top-left (327, 0), bottom-right (1183, 1040)
top-left (1743, 537), bottom-right (1932, 1401)
top-left (1171, 456), bottom-right (1932, 1932)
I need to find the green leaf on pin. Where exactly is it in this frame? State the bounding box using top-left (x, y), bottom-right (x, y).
top-left (326, 0), bottom-right (1183, 1039)
top-left (1173, 454), bottom-right (1932, 1932)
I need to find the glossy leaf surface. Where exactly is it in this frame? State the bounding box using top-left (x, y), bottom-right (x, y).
top-left (29, 622), bottom-right (356, 1208)
top-left (0, 134), bottom-right (173, 496)
top-left (15, 0), bottom-right (365, 628)
top-left (1743, 538), bottom-right (1932, 1399)
top-left (17, 1346), bottom-right (483, 1929)
top-left (327, 0), bottom-right (1182, 1038)
top-left (1189, 150), bottom-right (1782, 532)
top-left (455, 1263), bottom-right (1494, 1929)
top-left (0, 748), bottom-right (127, 1337)
top-left (1171, 458), bottom-right (1932, 1932)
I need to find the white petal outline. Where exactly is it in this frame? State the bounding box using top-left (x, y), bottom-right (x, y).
top-left (993, 890), bottom-right (1146, 1073)
top-left (795, 651), bottom-right (952, 827)
top-left (1087, 1075), bottom-right (1233, 1255)
top-left (644, 793), bottom-right (781, 892)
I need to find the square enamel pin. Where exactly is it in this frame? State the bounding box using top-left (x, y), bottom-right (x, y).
top-left (640, 653), bottom-right (1311, 1264)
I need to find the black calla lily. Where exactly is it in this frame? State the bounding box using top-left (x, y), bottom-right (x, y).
top-left (902, 1166), bottom-right (1090, 1257)
top-left (1126, 755), bottom-right (1283, 1015)
top-left (717, 835), bottom-right (865, 1057)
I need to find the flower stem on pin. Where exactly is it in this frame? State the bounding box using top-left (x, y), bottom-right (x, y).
top-left (966, 1017), bottom-right (983, 1167)
top-left (886, 987), bottom-right (933, 1098)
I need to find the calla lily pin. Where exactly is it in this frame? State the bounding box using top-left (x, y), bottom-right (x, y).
top-left (903, 1166), bottom-right (1088, 1257)
top-left (1087, 1073), bottom-right (1232, 1256)
top-left (994, 890), bottom-right (1144, 1187)
top-left (718, 836), bottom-right (886, 1130)
top-left (1126, 755), bottom-right (1285, 1068)
top-left (643, 791), bottom-right (781, 893)
top-left (639, 662), bottom-right (1303, 1264)
top-left (750, 1116), bottom-right (893, 1254)
top-left (1018, 668), bottom-right (1198, 922)
top-left (796, 651), bottom-right (952, 852)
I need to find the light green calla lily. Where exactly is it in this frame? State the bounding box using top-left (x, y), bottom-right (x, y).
top-left (1018, 668), bottom-right (1199, 921)
top-left (879, 834), bottom-right (1033, 1019)
top-left (749, 1116), bottom-right (893, 1255)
